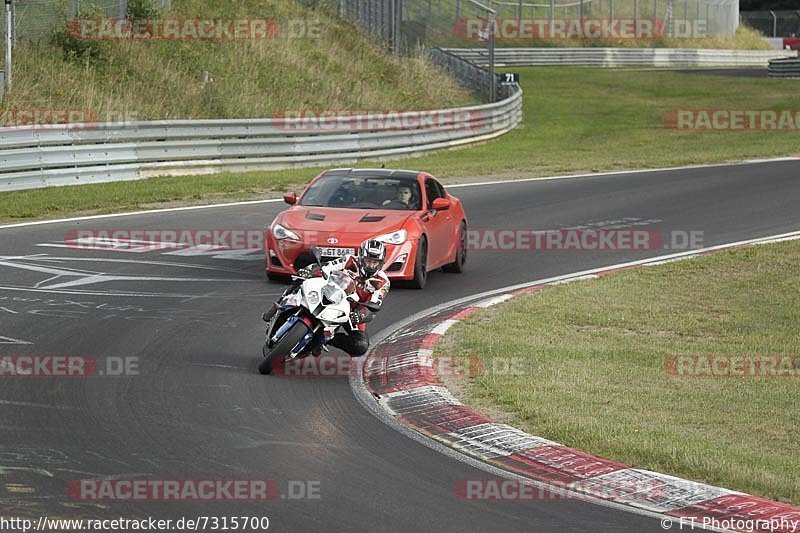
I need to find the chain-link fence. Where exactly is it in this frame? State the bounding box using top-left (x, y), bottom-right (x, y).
top-left (338, 0), bottom-right (496, 55)
top-left (339, 0), bottom-right (740, 48)
top-left (492, 0), bottom-right (739, 38)
top-left (11, 0), bottom-right (125, 44)
top-left (3, 0), bottom-right (174, 44)
top-left (338, 0), bottom-right (501, 101)
top-left (740, 10), bottom-right (800, 38)
top-left (336, 0), bottom-right (743, 100)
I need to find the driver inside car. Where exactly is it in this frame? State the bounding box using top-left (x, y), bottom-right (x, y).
top-left (382, 185), bottom-right (416, 209)
top-left (263, 239), bottom-right (390, 356)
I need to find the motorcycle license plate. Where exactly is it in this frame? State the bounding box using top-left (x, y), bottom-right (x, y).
top-left (318, 247), bottom-right (355, 258)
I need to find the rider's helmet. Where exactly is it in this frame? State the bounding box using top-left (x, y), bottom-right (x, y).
top-left (358, 239), bottom-right (387, 278)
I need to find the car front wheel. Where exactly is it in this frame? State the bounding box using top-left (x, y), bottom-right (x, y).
top-left (443, 222), bottom-right (467, 274)
top-left (407, 237), bottom-right (428, 289)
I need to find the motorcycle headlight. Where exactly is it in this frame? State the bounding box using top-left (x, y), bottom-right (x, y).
top-left (375, 229), bottom-right (407, 245)
top-left (272, 223), bottom-right (300, 241)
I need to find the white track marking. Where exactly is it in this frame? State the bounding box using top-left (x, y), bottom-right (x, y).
top-left (0, 336), bottom-right (32, 344)
top-left (0, 198), bottom-right (283, 230)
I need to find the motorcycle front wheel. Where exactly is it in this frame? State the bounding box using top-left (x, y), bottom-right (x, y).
top-left (259, 320), bottom-right (310, 375)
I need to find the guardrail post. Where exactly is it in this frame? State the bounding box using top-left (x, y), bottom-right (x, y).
top-left (9, 0), bottom-right (14, 45)
top-left (489, 13), bottom-right (495, 103)
top-left (666, 0), bottom-right (673, 37)
top-left (4, 0), bottom-right (11, 92)
top-left (696, 0), bottom-right (700, 37)
top-left (796, 11), bottom-right (800, 38)
top-left (770, 10), bottom-right (776, 38)
top-left (427, 0), bottom-right (432, 32)
top-left (683, 0), bottom-right (688, 30)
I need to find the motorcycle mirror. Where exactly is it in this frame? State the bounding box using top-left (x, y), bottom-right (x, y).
top-left (309, 247), bottom-right (328, 279)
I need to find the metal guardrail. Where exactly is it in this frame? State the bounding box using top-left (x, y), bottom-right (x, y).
top-left (445, 47), bottom-right (798, 67)
top-left (0, 89), bottom-right (523, 192)
top-left (426, 47), bottom-right (512, 102)
top-left (768, 57), bottom-right (800, 78)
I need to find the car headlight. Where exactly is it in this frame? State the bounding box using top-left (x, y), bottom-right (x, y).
top-left (272, 223), bottom-right (300, 241)
top-left (375, 229), bottom-right (407, 245)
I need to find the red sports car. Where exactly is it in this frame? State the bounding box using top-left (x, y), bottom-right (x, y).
top-left (265, 168), bottom-right (468, 289)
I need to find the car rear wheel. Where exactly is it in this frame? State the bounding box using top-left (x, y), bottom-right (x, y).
top-left (443, 221), bottom-right (467, 274)
top-left (407, 237), bottom-right (428, 290)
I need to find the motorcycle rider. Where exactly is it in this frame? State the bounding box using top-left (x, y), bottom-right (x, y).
top-left (262, 239), bottom-right (389, 356)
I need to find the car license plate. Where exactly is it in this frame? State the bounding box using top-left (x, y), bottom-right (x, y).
top-left (318, 247), bottom-right (355, 258)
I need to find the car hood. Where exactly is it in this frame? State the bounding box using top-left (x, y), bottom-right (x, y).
top-left (277, 206), bottom-right (413, 236)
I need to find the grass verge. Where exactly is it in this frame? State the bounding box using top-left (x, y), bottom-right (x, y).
top-left (438, 239), bottom-right (800, 504)
top-left (7, 0), bottom-right (473, 120)
top-left (2, 66), bottom-right (800, 223)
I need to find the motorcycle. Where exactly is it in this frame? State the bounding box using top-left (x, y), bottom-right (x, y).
top-left (259, 247), bottom-right (379, 375)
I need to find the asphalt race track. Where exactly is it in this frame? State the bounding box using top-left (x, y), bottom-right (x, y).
top-left (1, 160), bottom-right (799, 532)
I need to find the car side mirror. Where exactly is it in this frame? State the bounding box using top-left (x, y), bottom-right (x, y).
top-left (432, 197), bottom-right (451, 211)
top-left (283, 192), bottom-right (297, 205)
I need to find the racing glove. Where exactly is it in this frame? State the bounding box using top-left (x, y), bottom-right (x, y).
top-left (350, 309), bottom-right (374, 325)
top-left (297, 264), bottom-right (320, 279)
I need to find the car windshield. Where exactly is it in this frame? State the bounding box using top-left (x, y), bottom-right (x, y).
top-left (301, 175), bottom-right (422, 210)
